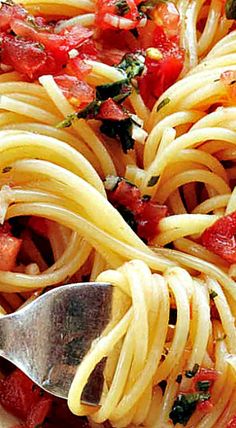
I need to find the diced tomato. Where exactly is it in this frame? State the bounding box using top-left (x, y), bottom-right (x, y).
top-left (10, 19), bottom-right (93, 62)
top-left (227, 415), bottom-right (236, 428)
top-left (97, 98), bottom-right (128, 120)
top-left (54, 74), bottom-right (94, 108)
top-left (107, 179), bottom-right (168, 242)
top-left (28, 216), bottom-right (48, 238)
top-left (1, 34), bottom-right (59, 80)
top-left (194, 368), bottom-right (219, 384)
top-left (196, 398), bottom-right (214, 413)
top-left (95, 0), bottom-right (141, 30)
top-left (138, 23), bottom-right (184, 109)
top-left (26, 397), bottom-right (52, 428)
top-left (136, 201), bottom-right (168, 242)
top-left (201, 212), bottom-right (236, 264)
top-left (152, 1), bottom-right (181, 42)
top-left (108, 180), bottom-right (142, 213)
top-left (0, 370), bottom-right (51, 420)
top-left (220, 70), bottom-right (236, 101)
top-left (0, 369), bottom-right (88, 428)
top-left (0, 224), bottom-right (21, 271)
top-left (0, 2), bottom-right (27, 31)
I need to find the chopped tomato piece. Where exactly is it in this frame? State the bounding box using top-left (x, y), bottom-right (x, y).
top-left (220, 70), bottom-right (236, 101)
top-left (107, 179), bottom-right (168, 242)
top-left (108, 180), bottom-right (142, 213)
top-left (97, 98), bottom-right (128, 120)
top-left (0, 369), bottom-right (51, 420)
top-left (95, 0), bottom-right (142, 30)
top-left (194, 368), bottom-right (219, 384)
top-left (54, 74), bottom-right (94, 108)
top-left (1, 34), bottom-right (59, 80)
top-left (196, 398), bottom-right (214, 413)
top-left (201, 212), bottom-right (236, 264)
top-left (138, 23), bottom-right (184, 109)
top-left (227, 415), bottom-right (236, 428)
top-left (28, 216), bottom-right (48, 238)
top-left (136, 201), bottom-right (168, 242)
top-left (0, 224), bottom-right (21, 271)
top-left (153, 1), bottom-right (181, 42)
top-left (26, 397), bottom-right (52, 428)
top-left (0, 2), bottom-right (27, 31)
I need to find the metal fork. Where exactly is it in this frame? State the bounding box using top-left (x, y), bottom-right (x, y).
top-left (0, 282), bottom-right (112, 405)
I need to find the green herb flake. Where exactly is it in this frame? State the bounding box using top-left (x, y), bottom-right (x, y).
top-left (147, 175), bottom-right (159, 187)
top-left (225, 0), bottom-right (236, 19)
top-left (2, 166), bottom-right (12, 173)
top-left (76, 100), bottom-right (101, 119)
top-left (100, 117), bottom-right (134, 153)
top-left (196, 380), bottom-right (211, 392)
top-left (169, 392), bottom-right (210, 426)
top-left (57, 113), bottom-right (77, 128)
top-left (115, 0), bottom-right (130, 15)
top-left (117, 52), bottom-right (145, 80)
top-left (209, 290), bottom-right (218, 299)
top-left (176, 374), bottom-right (182, 384)
top-left (156, 97), bottom-right (170, 112)
top-left (185, 363), bottom-right (199, 379)
top-left (96, 79), bottom-right (131, 103)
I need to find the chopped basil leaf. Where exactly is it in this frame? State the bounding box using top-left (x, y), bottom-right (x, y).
top-left (176, 374), bottom-right (182, 384)
top-left (76, 100), bottom-right (101, 119)
top-left (2, 166), bottom-right (12, 173)
top-left (130, 28), bottom-right (139, 38)
top-left (185, 363), bottom-right (199, 379)
top-left (57, 113), bottom-right (77, 128)
top-left (117, 205), bottom-right (137, 231)
top-left (156, 97), bottom-right (170, 112)
top-left (147, 175), bottom-right (159, 187)
top-left (117, 52), bottom-right (145, 80)
top-left (209, 290), bottom-right (218, 299)
top-left (138, 0), bottom-right (165, 16)
top-left (96, 79), bottom-right (131, 103)
top-left (100, 117), bottom-right (134, 153)
top-left (169, 392), bottom-right (210, 426)
top-left (225, 0), bottom-right (236, 19)
top-left (115, 0), bottom-right (130, 15)
top-left (196, 380), bottom-right (211, 392)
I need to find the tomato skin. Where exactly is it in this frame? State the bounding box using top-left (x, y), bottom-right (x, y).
top-left (136, 202), bottom-right (168, 242)
top-left (107, 180), bottom-right (168, 242)
top-left (1, 34), bottom-right (60, 80)
top-left (194, 368), bottom-right (219, 384)
top-left (0, 224), bottom-right (22, 271)
top-left (54, 74), bottom-right (95, 108)
top-left (138, 23), bottom-right (184, 109)
top-left (0, 370), bottom-right (49, 420)
top-left (0, 3), bottom-right (27, 31)
top-left (97, 98), bottom-right (128, 121)
top-left (95, 0), bottom-right (141, 30)
top-left (201, 211), bottom-right (236, 264)
top-left (196, 398), bottom-right (214, 413)
top-left (227, 415), bottom-right (236, 427)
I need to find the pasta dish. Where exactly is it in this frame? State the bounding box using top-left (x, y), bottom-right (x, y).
top-left (0, 0), bottom-right (235, 426)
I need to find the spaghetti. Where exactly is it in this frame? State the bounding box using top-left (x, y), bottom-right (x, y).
top-left (0, 0), bottom-right (235, 427)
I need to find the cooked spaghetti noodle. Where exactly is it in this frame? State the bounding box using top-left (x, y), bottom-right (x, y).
top-left (0, 0), bottom-right (235, 427)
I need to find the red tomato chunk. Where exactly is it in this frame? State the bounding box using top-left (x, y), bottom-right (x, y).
top-left (0, 223), bottom-right (21, 271)
top-left (107, 179), bottom-right (168, 242)
top-left (201, 211), bottom-right (236, 264)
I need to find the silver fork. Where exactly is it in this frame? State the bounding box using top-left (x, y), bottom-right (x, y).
top-left (0, 282), bottom-right (112, 405)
